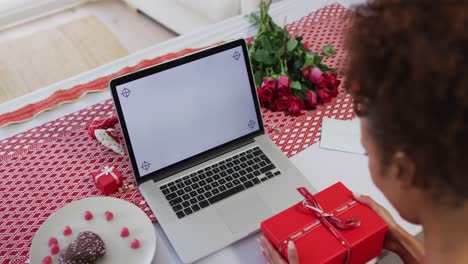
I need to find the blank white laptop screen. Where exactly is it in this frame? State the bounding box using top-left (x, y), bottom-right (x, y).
top-left (116, 46), bottom-right (260, 177)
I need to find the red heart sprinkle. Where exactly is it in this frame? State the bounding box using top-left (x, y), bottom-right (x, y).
top-left (105, 211), bottom-right (114, 221)
top-left (84, 211), bottom-right (93, 221)
top-left (63, 225), bottom-right (72, 236)
top-left (48, 237), bottom-right (58, 247)
top-left (50, 244), bottom-right (60, 255)
top-left (130, 238), bottom-right (140, 249)
top-left (120, 227), bottom-right (130, 238)
top-left (41, 256), bottom-right (52, 264)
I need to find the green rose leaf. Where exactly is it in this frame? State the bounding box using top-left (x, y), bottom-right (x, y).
top-left (280, 29), bottom-right (289, 41)
top-left (322, 43), bottom-right (336, 57)
top-left (318, 64), bottom-right (335, 72)
top-left (264, 56), bottom-right (275, 65)
top-left (254, 70), bottom-right (264, 87)
top-left (314, 55), bottom-right (324, 64)
top-left (275, 46), bottom-right (285, 58)
top-left (303, 53), bottom-right (315, 67)
top-left (287, 38), bottom-right (298, 52)
top-left (290, 81), bottom-right (302, 90)
top-left (253, 50), bottom-right (263, 62)
top-left (292, 88), bottom-right (307, 99)
top-left (253, 50), bottom-right (274, 65)
top-left (260, 35), bottom-right (273, 51)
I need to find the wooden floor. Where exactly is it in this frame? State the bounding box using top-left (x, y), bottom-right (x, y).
top-left (0, 0), bottom-right (177, 103)
top-left (0, 0), bottom-right (177, 53)
top-left (0, 16), bottom-right (129, 103)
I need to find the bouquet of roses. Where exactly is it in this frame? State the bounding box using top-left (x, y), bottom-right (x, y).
top-left (249, 0), bottom-right (341, 116)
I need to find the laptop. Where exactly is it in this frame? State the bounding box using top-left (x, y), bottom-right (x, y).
top-left (110, 39), bottom-right (316, 263)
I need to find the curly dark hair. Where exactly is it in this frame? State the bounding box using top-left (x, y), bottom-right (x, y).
top-left (345, 0), bottom-right (468, 205)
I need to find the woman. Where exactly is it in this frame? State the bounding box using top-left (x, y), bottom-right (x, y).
top-left (259, 0), bottom-right (468, 263)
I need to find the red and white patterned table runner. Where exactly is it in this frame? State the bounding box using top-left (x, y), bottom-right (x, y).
top-left (0, 4), bottom-right (354, 263)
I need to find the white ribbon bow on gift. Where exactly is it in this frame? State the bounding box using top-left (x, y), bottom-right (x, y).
top-left (94, 166), bottom-right (120, 184)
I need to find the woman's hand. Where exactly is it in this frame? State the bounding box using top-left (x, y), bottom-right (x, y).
top-left (258, 236), bottom-right (299, 264)
top-left (353, 193), bottom-right (424, 264)
top-left (352, 193), bottom-right (402, 252)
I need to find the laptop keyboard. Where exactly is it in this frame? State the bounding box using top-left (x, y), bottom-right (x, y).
top-left (159, 147), bottom-right (281, 219)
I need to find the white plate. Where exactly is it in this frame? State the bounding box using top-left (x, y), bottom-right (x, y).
top-left (30, 197), bottom-right (156, 264)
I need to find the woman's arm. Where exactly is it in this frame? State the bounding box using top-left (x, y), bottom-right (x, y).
top-left (387, 225), bottom-right (425, 264)
top-left (353, 193), bottom-right (425, 264)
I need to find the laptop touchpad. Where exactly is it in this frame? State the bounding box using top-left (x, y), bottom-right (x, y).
top-left (217, 192), bottom-right (272, 234)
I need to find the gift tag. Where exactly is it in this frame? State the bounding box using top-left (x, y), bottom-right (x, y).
top-left (95, 129), bottom-right (125, 155)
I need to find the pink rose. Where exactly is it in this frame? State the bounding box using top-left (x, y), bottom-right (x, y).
top-left (277, 75), bottom-right (291, 97)
top-left (287, 96), bottom-right (305, 116)
top-left (274, 96), bottom-right (290, 111)
top-left (302, 66), bottom-right (340, 104)
top-left (308, 67), bottom-right (324, 84)
top-left (305, 90), bottom-right (317, 109)
top-left (262, 77), bottom-right (276, 89)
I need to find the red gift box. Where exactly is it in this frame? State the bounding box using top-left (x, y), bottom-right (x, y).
top-left (261, 182), bottom-right (388, 264)
top-left (91, 166), bottom-right (123, 195)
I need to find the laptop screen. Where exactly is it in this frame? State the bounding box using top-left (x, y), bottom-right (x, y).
top-left (115, 44), bottom-right (261, 178)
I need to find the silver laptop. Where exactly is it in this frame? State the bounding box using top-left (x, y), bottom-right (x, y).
top-left (110, 39), bottom-right (316, 263)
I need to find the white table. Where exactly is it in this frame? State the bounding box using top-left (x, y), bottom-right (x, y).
top-left (149, 143), bottom-right (422, 264)
top-left (0, 0), bottom-right (421, 263)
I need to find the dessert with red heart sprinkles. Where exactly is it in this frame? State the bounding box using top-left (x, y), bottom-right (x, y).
top-left (42, 255), bottom-right (52, 264)
top-left (120, 227), bottom-right (130, 238)
top-left (105, 211), bottom-right (114, 221)
top-left (50, 244), bottom-right (60, 255)
top-left (30, 194), bottom-right (158, 264)
top-left (130, 239), bottom-right (140, 250)
top-left (63, 226), bottom-right (73, 236)
top-left (84, 211), bottom-right (94, 221)
top-left (48, 237), bottom-right (58, 247)
top-left (58, 231), bottom-right (106, 264)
